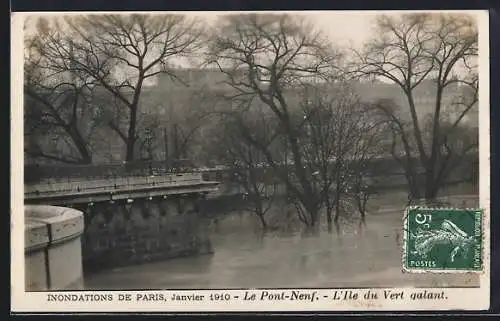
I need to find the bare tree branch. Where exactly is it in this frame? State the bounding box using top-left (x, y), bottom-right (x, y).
top-left (348, 13), bottom-right (478, 200)
top-left (53, 14), bottom-right (204, 161)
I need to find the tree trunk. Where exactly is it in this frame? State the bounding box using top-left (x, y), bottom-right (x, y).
top-left (334, 183), bottom-right (342, 224)
top-left (285, 122), bottom-right (317, 222)
top-left (333, 159), bottom-right (343, 225)
top-left (67, 126), bottom-right (92, 164)
top-left (424, 174), bottom-right (439, 204)
top-left (310, 208), bottom-right (319, 227)
top-left (257, 211), bottom-right (268, 231)
top-left (304, 199), bottom-right (320, 227)
top-left (125, 76), bottom-right (144, 162)
top-left (400, 161), bottom-right (422, 204)
top-left (406, 94), bottom-right (428, 167)
top-left (326, 207), bottom-right (333, 233)
top-left (425, 86), bottom-right (444, 203)
top-left (358, 215), bottom-right (367, 229)
top-left (409, 182), bottom-right (421, 201)
top-left (423, 158), bottom-right (439, 203)
top-left (301, 223), bottom-right (320, 237)
top-left (334, 220), bottom-right (341, 236)
top-left (125, 106), bottom-right (138, 162)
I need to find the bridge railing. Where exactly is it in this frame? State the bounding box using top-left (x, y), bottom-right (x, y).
top-left (25, 172), bottom-right (205, 195)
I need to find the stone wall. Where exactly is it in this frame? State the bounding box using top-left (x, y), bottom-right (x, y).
top-left (79, 195), bottom-right (213, 272)
top-left (25, 205), bottom-right (85, 291)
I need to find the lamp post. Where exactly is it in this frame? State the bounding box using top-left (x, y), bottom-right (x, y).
top-left (145, 128), bottom-right (153, 176)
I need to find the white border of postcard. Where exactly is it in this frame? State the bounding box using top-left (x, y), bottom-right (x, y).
top-left (11, 10), bottom-right (491, 312)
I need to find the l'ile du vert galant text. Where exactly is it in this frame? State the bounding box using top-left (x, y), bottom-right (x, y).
top-left (46, 289), bottom-right (449, 303)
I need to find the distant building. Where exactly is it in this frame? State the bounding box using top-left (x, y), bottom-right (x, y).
top-left (156, 69), bottom-right (477, 124)
top-left (25, 67), bottom-right (478, 165)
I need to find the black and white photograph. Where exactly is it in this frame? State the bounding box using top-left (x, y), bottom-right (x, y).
top-left (11, 10), bottom-right (490, 312)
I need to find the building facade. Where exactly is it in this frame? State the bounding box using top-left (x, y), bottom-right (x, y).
top-left (25, 68), bottom-right (478, 166)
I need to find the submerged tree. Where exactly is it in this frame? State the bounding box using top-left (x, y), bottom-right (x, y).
top-left (211, 111), bottom-right (278, 231)
top-left (206, 13), bottom-right (342, 228)
top-left (351, 13), bottom-right (478, 202)
top-left (299, 85), bottom-right (389, 231)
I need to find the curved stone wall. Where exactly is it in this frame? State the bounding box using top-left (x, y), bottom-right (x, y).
top-left (25, 205), bottom-right (85, 291)
top-left (80, 196), bottom-right (214, 272)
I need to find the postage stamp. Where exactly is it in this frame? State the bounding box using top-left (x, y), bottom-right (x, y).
top-left (403, 207), bottom-right (484, 273)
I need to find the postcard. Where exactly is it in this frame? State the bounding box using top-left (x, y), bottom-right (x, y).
top-left (11, 10), bottom-right (490, 312)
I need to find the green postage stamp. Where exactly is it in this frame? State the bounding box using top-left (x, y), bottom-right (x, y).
top-left (403, 207), bottom-right (484, 273)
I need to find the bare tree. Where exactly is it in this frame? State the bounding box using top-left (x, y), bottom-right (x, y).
top-left (170, 94), bottom-right (216, 165)
top-left (206, 14), bottom-right (342, 228)
top-left (299, 85), bottom-right (389, 231)
top-left (346, 112), bottom-right (389, 228)
top-left (37, 14), bottom-right (204, 162)
top-left (350, 13), bottom-right (478, 202)
top-left (24, 18), bottom-right (99, 164)
top-left (299, 84), bottom-right (349, 230)
top-left (211, 113), bottom-right (278, 231)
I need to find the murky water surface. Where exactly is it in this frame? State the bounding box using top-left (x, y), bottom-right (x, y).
top-left (84, 192), bottom-right (480, 290)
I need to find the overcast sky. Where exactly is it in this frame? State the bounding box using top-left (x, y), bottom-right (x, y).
top-left (20, 10), bottom-right (485, 52)
top-left (19, 11), bottom-right (440, 50)
top-left (18, 10), bottom-right (484, 87)
top-left (190, 11), bottom-right (377, 49)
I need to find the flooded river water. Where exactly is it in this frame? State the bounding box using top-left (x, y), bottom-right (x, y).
top-left (84, 190), bottom-right (480, 290)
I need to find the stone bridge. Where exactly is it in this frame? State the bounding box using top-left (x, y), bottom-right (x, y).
top-left (24, 173), bottom-right (221, 288)
top-left (24, 172), bottom-right (219, 205)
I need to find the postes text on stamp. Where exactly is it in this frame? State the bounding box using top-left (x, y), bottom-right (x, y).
top-left (403, 207), bottom-right (483, 273)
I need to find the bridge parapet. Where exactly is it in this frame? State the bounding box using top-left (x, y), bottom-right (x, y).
top-left (25, 172), bottom-right (204, 194)
top-left (25, 205), bottom-right (85, 291)
top-left (24, 172), bottom-right (219, 205)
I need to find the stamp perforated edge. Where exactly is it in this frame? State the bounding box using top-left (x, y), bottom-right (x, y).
top-left (401, 205), bottom-right (485, 274)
